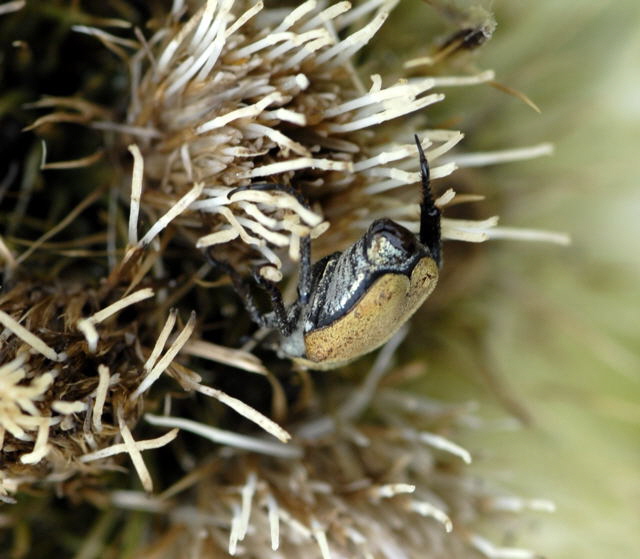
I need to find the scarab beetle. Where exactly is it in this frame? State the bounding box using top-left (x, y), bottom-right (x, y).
top-left (222, 135), bottom-right (442, 370)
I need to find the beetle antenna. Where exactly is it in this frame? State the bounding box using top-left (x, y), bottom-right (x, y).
top-left (414, 134), bottom-right (442, 267)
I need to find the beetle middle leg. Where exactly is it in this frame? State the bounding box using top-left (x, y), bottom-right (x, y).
top-left (205, 253), bottom-right (274, 329)
top-left (297, 233), bottom-right (312, 305)
top-left (252, 269), bottom-right (304, 336)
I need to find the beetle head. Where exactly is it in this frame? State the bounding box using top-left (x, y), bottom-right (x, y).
top-left (363, 132), bottom-right (443, 271)
top-left (364, 218), bottom-right (423, 269)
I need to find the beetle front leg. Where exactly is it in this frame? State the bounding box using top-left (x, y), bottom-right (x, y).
top-left (297, 234), bottom-right (312, 305)
top-left (415, 134), bottom-right (442, 267)
top-left (252, 271), bottom-right (299, 337)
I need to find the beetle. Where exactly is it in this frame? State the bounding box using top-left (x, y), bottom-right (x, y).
top-left (218, 135), bottom-right (442, 370)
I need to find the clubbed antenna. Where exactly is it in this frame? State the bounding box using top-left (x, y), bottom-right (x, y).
top-left (415, 134), bottom-right (442, 267)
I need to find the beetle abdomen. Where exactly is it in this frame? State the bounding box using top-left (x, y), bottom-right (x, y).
top-left (302, 256), bottom-right (438, 367)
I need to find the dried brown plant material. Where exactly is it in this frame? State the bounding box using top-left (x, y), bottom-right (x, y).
top-left (0, 1), bottom-right (566, 556)
top-left (134, 335), bottom-right (552, 558)
top-left (0, 312), bottom-right (66, 362)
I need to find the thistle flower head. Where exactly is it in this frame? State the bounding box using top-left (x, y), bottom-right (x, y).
top-left (119, 0), bottom-right (532, 275)
top-left (0, 1), bottom-right (564, 556)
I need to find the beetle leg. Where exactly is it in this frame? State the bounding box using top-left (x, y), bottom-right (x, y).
top-left (252, 271), bottom-right (299, 336)
top-left (415, 134), bottom-right (442, 267)
top-left (297, 234), bottom-right (312, 305)
top-left (205, 253), bottom-right (272, 328)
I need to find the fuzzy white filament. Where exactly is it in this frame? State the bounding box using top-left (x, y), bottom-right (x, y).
top-left (132, 311), bottom-right (196, 399)
top-left (77, 288), bottom-right (154, 352)
top-left (91, 288), bottom-right (154, 324)
top-left (19, 418), bottom-right (51, 464)
top-left (238, 472), bottom-right (257, 540)
top-left (427, 69), bottom-right (496, 87)
top-left (415, 431), bottom-right (472, 464)
top-left (76, 320), bottom-right (99, 354)
top-left (225, 1), bottom-right (263, 39)
top-left (79, 427), bottom-right (179, 463)
top-left (182, 339), bottom-right (268, 375)
top-left (486, 226), bottom-right (571, 245)
top-left (323, 78), bottom-right (435, 119)
top-left (311, 519), bottom-right (332, 559)
top-left (363, 161), bottom-right (457, 194)
top-left (110, 490), bottom-right (168, 513)
top-left (0, 1), bottom-right (26, 16)
top-left (274, 0), bottom-right (317, 33)
top-left (196, 228), bottom-right (239, 248)
top-left (353, 142), bottom-right (428, 172)
top-left (489, 496), bottom-right (556, 513)
top-left (409, 500), bottom-right (453, 533)
top-left (315, 8), bottom-right (388, 66)
top-left (92, 364), bottom-right (110, 432)
top-left (117, 407), bottom-right (154, 492)
top-left (145, 414), bottom-right (302, 458)
top-left (127, 143), bottom-right (144, 245)
top-left (470, 534), bottom-right (538, 559)
top-left (0, 310), bottom-right (66, 362)
top-left (143, 309), bottom-right (178, 373)
top-left (202, 206), bottom-right (262, 246)
top-left (327, 93), bottom-right (444, 133)
top-left (0, 358), bottom-right (56, 445)
top-left (138, 182), bottom-right (204, 247)
top-left (241, 157), bottom-right (352, 178)
top-left (339, 324), bottom-right (409, 421)
top-left (370, 483), bottom-right (416, 500)
top-left (445, 142), bottom-right (555, 168)
top-left (244, 123), bottom-right (310, 156)
top-left (228, 190), bottom-right (322, 227)
top-left (267, 494), bottom-right (280, 551)
top-left (190, 382), bottom-right (292, 443)
top-left (301, 1), bottom-right (351, 32)
top-left (51, 401), bottom-right (87, 414)
top-left (0, 235), bottom-right (16, 272)
top-left (0, 354), bottom-right (26, 378)
top-left (228, 503), bottom-right (241, 555)
top-left (229, 31), bottom-right (297, 60)
top-left (196, 92), bottom-right (283, 134)
top-left (72, 25), bottom-right (138, 49)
